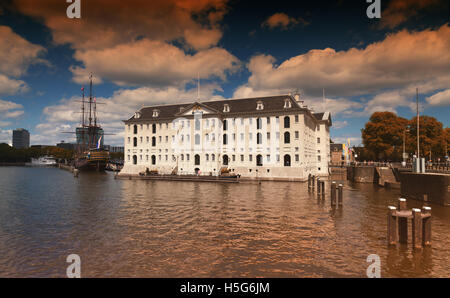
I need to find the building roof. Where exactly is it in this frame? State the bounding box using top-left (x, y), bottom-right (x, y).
top-left (331, 143), bottom-right (344, 151)
top-left (124, 95), bottom-right (332, 126)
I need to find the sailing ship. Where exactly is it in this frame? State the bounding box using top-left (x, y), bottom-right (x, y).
top-left (72, 74), bottom-right (109, 171)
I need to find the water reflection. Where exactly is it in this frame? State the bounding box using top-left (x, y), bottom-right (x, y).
top-left (0, 167), bottom-right (448, 277)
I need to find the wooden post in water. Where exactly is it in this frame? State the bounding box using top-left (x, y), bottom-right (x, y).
top-left (321, 181), bottom-right (325, 197)
top-left (422, 206), bottom-right (432, 246)
top-left (312, 175), bottom-right (315, 191)
top-left (308, 174), bottom-right (311, 189)
top-left (387, 206), bottom-right (398, 245)
top-left (317, 178), bottom-right (321, 194)
top-left (331, 181), bottom-right (337, 206)
top-left (398, 198), bottom-right (408, 244)
top-left (412, 208), bottom-right (423, 250)
top-left (338, 184), bottom-right (343, 205)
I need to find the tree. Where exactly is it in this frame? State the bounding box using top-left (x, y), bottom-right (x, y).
top-left (361, 112), bottom-right (448, 161)
top-left (361, 112), bottom-right (408, 161)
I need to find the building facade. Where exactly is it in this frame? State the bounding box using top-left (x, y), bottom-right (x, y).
top-left (119, 95), bottom-right (332, 180)
top-left (330, 143), bottom-right (355, 165)
top-left (12, 128), bottom-right (30, 149)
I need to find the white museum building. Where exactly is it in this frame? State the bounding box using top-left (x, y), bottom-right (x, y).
top-left (119, 94), bottom-right (331, 181)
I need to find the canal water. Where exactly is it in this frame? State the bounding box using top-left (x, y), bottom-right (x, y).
top-left (0, 166), bottom-right (448, 277)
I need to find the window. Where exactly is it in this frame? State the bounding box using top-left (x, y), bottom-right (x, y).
top-left (257, 118), bottom-right (262, 129)
top-left (318, 155), bottom-right (321, 162)
top-left (223, 134), bottom-right (228, 145)
top-left (140, 137), bottom-right (143, 143)
top-left (223, 155), bottom-right (229, 165)
top-left (181, 154), bottom-right (184, 161)
top-left (240, 133), bottom-right (244, 141)
top-left (133, 137), bottom-right (137, 147)
top-left (256, 101), bottom-right (264, 110)
top-left (152, 136), bottom-right (156, 147)
top-left (295, 131), bottom-right (299, 139)
top-left (317, 137), bottom-right (320, 144)
top-left (276, 132), bottom-right (280, 140)
top-left (284, 132), bottom-right (290, 144)
top-left (249, 133), bottom-right (252, 140)
top-left (133, 125), bottom-right (138, 134)
top-left (146, 136), bottom-right (149, 143)
top-left (240, 155), bottom-right (244, 162)
top-left (206, 154), bottom-right (209, 161)
top-left (284, 99), bottom-right (292, 108)
top-left (223, 120), bottom-right (228, 131)
top-left (232, 155), bottom-right (236, 162)
top-left (127, 155), bottom-right (130, 161)
top-left (256, 154), bottom-right (263, 166)
top-left (257, 133), bottom-right (262, 145)
top-left (223, 104), bottom-right (230, 112)
top-left (284, 154), bottom-right (291, 167)
top-left (133, 155), bottom-right (137, 165)
top-left (128, 137), bottom-right (130, 144)
top-left (152, 124), bottom-right (156, 134)
top-left (165, 136), bottom-right (168, 143)
top-left (266, 155), bottom-right (271, 162)
top-left (195, 134), bottom-right (200, 145)
top-left (151, 155), bottom-right (156, 165)
top-left (267, 117), bottom-right (270, 124)
top-left (295, 154), bottom-right (299, 162)
top-left (267, 132), bottom-right (270, 141)
top-left (195, 154), bottom-right (200, 165)
top-left (159, 136), bottom-right (162, 142)
top-left (146, 155), bottom-right (149, 161)
top-left (212, 154), bottom-right (215, 161)
top-left (195, 119), bottom-right (200, 130)
top-left (152, 109), bottom-right (160, 117)
top-left (249, 155), bottom-right (253, 162)
top-left (186, 154), bottom-right (190, 161)
top-left (284, 116), bottom-right (290, 128)
top-left (295, 115), bottom-right (299, 123)
top-left (317, 125), bottom-right (320, 131)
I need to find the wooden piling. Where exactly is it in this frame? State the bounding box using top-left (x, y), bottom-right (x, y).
top-left (387, 206), bottom-right (398, 245)
top-left (321, 181), bottom-right (325, 197)
top-left (338, 184), bottom-right (343, 205)
top-left (308, 174), bottom-right (311, 189)
top-left (398, 198), bottom-right (408, 244)
top-left (422, 206), bottom-right (432, 246)
top-left (412, 208), bottom-right (423, 250)
top-left (331, 182), bottom-right (336, 206)
top-left (312, 175), bottom-right (315, 190)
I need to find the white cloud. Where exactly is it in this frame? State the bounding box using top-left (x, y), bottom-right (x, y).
top-left (426, 89), bottom-right (450, 106)
top-left (261, 13), bottom-right (309, 30)
top-left (239, 25), bottom-right (450, 98)
top-left (0, 128), bottom-right (12, 145)
top-left (72, 39), bottom-right (240, 87)
top-left (0, 99), bottom-right (24, 121)
top-left (0, 74), bottom-right (29, 95)
top-left (332, 121), bottom-right (348, 129)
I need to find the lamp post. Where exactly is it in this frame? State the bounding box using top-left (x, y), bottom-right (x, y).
top-left (403, 126), bottom-right (410, 167)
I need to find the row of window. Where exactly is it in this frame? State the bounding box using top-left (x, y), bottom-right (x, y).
top-left (130, 115), bottom-right (305, 135)
top-left (128, 132), bottom-right (319, 147)
top-left (129, 153), bottom-right (300, 167)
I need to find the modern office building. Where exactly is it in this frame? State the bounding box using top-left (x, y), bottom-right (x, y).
top-left (119, 94), bottom-right (332, 180)
top-left (12, 128), bottom-right (30, 149)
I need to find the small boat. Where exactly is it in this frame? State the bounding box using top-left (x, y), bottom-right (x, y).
top-left (29, 156), bottom-right (57, 166)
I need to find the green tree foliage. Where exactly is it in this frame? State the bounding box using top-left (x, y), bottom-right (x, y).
top-left (0, 144), bottom-right (74, 162)
top-left (361, 112), bottom-right (448, 161)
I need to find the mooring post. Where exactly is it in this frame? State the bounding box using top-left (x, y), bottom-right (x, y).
top-left (412, 208), bottom-right (423, 250)
top-left (398, 198), bottom-right (408, 244)
top-left (308, 174), bottom-right (311, 189)
top-left (321, 181), bottom-right (325, 197)
top-left (422, 206), bottom-right (432, 246)
top-left (387, 206), bottom-right (398, 245)
top-left (338, 184), bottom-right (343, 205)
top-left (73, 169), bottom-right (79, 177)
top-left (317, 178), bottom-right (321, 194)
top-left (312, 175), bottom-right (315, 191)
top-left (331, 181), bottom-right (336, 206)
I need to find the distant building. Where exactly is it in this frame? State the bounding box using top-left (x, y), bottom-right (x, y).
top-left (12, 128), bottom-right (30, 149)
top-left (330, 143), bottom-right (355, 165)
top-left (104, 145), bottom-right (124, 153)
top-left (57, 141), bottom-right (76, 150)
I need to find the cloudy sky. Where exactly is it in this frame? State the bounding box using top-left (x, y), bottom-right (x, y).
top-left (0, 0), bottom-right (449, 146)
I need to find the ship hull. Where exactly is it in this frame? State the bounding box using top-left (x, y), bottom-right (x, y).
top-left (74, 149), bottom-right (109, 172)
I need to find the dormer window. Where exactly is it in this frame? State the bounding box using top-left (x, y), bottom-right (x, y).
top-left (223, 104), bottom-right (230, 113)
top-left (152, 109), bottom-right (160, 117)
top-left (134, 111), bottom-right (141, 119)
top-left (256, 101), bottom-right (264, 110)
top-left (284, 98), bottom-right (292, 109)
